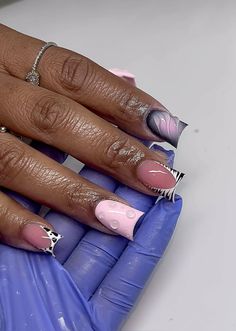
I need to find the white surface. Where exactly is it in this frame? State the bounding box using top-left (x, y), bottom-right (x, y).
top-left (0, 0), bottom-right (235, 330)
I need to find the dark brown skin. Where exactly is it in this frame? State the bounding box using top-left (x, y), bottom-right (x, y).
top-left (0, 24), bottom-right (168, 251)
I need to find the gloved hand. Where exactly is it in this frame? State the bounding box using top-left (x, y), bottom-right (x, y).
top-left (0, 142), bottom-right (182, 331)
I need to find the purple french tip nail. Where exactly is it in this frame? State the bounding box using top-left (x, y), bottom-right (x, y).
top-left (147, 109), bottom-right (188, 148)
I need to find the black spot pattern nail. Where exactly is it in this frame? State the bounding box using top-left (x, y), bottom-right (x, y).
top-left (40, 226), bottom-right (63, 257)
top-left (147, 109), bottom-right (188, 148)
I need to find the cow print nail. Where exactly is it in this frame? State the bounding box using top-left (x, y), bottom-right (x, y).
top-left (40, 226), bottom-right (63, 257)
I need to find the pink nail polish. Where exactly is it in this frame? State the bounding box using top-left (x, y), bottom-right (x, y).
top-left (95, 200), bottom-right (144, 240)
top-left (22, 223), bottom-right (63, 256)
top-left (109, 68), bottom-right (136, 86)
top-left (137, 160), bottom-right (185, 202)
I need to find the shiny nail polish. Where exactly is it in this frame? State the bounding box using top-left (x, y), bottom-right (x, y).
top-left (95, 200), bottom-right (144, 240)
top-left (22, 224), bottom-right (63, 256)
top-left (109, 68), bottom-right (136, 86)
top-left (147, 109), bottom-right (188, 148)
top-left (137, 160), bottom-right (185, 202)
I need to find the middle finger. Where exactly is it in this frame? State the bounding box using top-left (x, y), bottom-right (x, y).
top-left (0, 73), bottom-right (183, 198)
top-left (0, 132), bottom-right (123, 234)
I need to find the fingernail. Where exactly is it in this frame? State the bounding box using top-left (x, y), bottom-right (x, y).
top-left (22, 223), bottom-right (63, 256)
top-left (109, 68), bottom-right (136, 86)
top-left (147, 109), bottom-right (188, 148)
top-left (95, 200), bottom-right (144, 240)
top-left (137, 160), bottom-right (185, 202)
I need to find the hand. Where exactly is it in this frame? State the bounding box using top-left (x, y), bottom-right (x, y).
top-left (0, 24), bottom-right (186, 254)
top-left (0, 146), bottom-right (182, 331)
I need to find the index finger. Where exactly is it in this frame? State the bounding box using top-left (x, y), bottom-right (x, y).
top-left (0, 24), bottom-right (187, 147)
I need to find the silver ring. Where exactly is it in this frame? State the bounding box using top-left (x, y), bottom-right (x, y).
top-left (0, 126), bottom-right (7, 133)
top-left (0, 126), bottom-right (29, 142)
top-left (25, 42), bottom-right (57, 86)
top-left (0, 125), bottom-right (22, 139)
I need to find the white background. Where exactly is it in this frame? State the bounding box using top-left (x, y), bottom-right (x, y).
top-left (0, 0), bottom-right (235, 330)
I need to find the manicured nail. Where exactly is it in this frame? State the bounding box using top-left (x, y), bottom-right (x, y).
top-left (109, 68), bottom-right (136, 86)
top-left (95, 200), bottom-right (144, 240)
top-left (22, 224), bottom-right (63, 256)
top-left (147, 109), bottom-right (188, 148)
top-left (137, 160), bottom-right (185, 202)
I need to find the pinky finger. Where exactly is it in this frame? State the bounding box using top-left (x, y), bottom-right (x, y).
top-left (0, 191), bottom-right (62, 256)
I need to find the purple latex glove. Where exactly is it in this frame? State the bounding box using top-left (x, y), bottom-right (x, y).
top-left (0, 142), bottom-right (182, 331)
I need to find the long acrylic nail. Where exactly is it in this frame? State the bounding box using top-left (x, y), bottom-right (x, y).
top-left (95, 200), bottom-right (144, 240)
top-left (137, 160), bottom-right (185, 202)
top-left (147, 109), bottom-right (188, 148)
top-left (22, 223), bottom-right (63, 256)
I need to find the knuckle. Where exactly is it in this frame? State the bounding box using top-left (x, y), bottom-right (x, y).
top-left (58, 53), bottom-right (94, 94)
top-left (101, 136), bottom-right (141, 170)
top-left (0, 138), bottom-right (27, 184)
top-left (64, 181), bottom-right (85, 213)
top-left (116, 90), bottom-right (148, 120)
top-left (30, 95), bottom-right (71, 134)
top-left (64, 181), bottom-right (100, 217)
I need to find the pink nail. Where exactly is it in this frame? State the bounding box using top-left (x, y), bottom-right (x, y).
top-left (137, 160), bottom-right (176, 189)
top-left (22, 223), bottom-right (63, 256)
top-left (95, 200), bottom-right (144, 240)
top-left (137, 160), bottom-right (185, 202)
top-left (109, 68), bottom-right (136, 86)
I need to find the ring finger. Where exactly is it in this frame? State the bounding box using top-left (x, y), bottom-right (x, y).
top-left (0, 73), bottom-right (184, 200)
top-left (0, 24), bottom-right (187, 148)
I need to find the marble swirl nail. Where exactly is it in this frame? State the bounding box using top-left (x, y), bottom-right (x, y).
top-left (147, 109), bottom-right (188, 148)
top-left (95, 200), bottom-right (144, 240)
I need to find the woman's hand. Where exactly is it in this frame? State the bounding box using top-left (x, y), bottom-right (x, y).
top-left (0, 147), bottom-right (182, 331)
top-left (0, 24), bottom-right (186, 254)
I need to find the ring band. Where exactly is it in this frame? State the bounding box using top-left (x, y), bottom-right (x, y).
top-left (0, 125), bottom-right (22, 140)
top-left (25, 42), bottom-right (57, 86)
top-left (1, 43), bottom-right (57, 138)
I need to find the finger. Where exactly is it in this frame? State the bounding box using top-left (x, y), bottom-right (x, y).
top-left (91, 196), bottom-right (182, 329)
top-left (1, 141), bottom-right (67, 214)
top-left (2, 189), bottom-right (40, 214)
top-left (0, 141), bottom-right (69, 257)
top-left (0, 24), bottom-right (187, 147)
top-left (45, 166), bottom-right (119, 264)
top-left (64, 168), bottom-right (157, 299)
top-left (64, 230), bottom-right (127, 300)
top-left (0, 191), bottom-right (62, 255)
top-left (63, 166), bottom-right (124, 297)
top-left (0, 133), bottom-right (140, 235)
top-left (63, 146), bottom-right (174, 294)
top-left (0, 74), bottom-right (185, 199)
